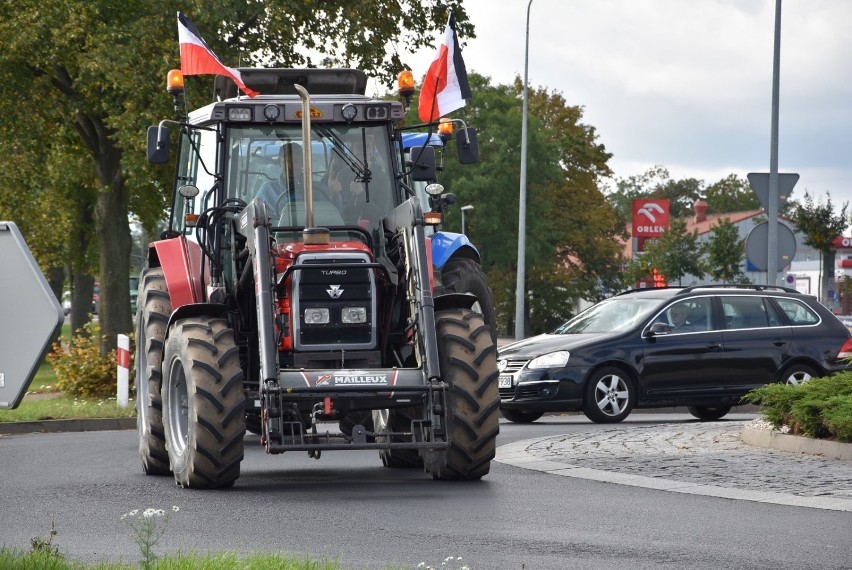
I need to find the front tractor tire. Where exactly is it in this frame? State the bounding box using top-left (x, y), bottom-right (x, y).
top-left (162, 317), bottom-right (246, 489)
top-left (424, 309), bottom-right (500, 480)
top-left (135, 268), bottom-right (172, 476)
top-left (373, 407), bottom-right (423, 469)
top-left (439, 258), bottom-right (497, 342)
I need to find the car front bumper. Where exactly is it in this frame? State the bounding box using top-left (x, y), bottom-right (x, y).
top-left (499, 366), bottom-right (585, 413)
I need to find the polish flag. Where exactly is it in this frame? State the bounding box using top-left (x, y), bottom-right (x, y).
top-left (418, 14), bottom-right (471, 123)
top-left (177, 12), bottom-right (259, 98)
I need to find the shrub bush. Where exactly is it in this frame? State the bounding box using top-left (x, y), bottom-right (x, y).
top-left (822, 397), bottom-right (852, 442)
top-left (744, 372), bottom-right (852, 442)
top-left (47, 322), bottom-right (133, 399)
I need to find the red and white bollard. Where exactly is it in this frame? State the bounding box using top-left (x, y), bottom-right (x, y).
top-left (116, 334), bottom-right (130, 408)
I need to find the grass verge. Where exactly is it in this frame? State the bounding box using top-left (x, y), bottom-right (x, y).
top-left (0, 357), bottom-right (135, 423)
top-left (0, 548), bottom-right (341, 569)
top-left (0, 393), bottom-right (135, 423)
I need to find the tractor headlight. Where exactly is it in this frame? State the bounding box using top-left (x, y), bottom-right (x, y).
top-left (341, 307), bottom-right (367, 324)
top-left (227, 107), bottom-right (252, 121)
top-left (304, 308), bottom-right (330, 324)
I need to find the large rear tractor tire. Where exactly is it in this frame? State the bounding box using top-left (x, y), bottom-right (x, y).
top-left (424, 309), bottom-right (500, 480)
top-left (439, 258), bottom-right (498, 343)
top-left (135, 268), bottom-right (172, 476)
top-left (373, 407), bottom-right (423, 468)
top-left (162, 317), bottom-right (246, 489)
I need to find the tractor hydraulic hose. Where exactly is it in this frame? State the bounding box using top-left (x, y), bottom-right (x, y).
top-left (237, 253), bottom-right (253, 298)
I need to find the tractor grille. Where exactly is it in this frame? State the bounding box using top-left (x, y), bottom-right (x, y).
top-left (291, 252), bottom-right (377, 350)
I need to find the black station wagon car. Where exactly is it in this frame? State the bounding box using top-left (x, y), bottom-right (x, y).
top-left (498, 285), bottom-right (852, 423)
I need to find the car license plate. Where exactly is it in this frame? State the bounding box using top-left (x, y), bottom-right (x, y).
top-left (499, 374), bottom-right (513, 388)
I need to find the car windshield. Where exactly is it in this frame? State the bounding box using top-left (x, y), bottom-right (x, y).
top-left (553, 297), bottom-right (664, 334)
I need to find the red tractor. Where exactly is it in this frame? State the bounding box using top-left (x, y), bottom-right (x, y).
top-left (137, 67), bottom-right (499, 488)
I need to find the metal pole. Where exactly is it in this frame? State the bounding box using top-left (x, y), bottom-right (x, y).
top-left (461, 205), bottom-right (474, 234)
top-left (515, 0), bottom-right (533, 340)
top-left (767, 0), bottom-right (781, 285)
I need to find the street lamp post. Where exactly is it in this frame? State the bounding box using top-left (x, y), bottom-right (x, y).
top-left (461, 205), bottom-right (474, 234)
top-left (515, 0), bottom-right (533, 340)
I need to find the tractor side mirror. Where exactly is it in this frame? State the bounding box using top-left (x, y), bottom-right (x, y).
top-left (147, 125), bottom-right (170, 164)
top-left (410, 146), bottom-right (437, 182)
top-left (457, 128), bottom-right (479, 165)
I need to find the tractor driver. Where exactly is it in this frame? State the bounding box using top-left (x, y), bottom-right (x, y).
top-left (256, 142), bottom-right (338, 223)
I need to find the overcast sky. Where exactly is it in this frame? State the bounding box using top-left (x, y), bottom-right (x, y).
top-left (397, 0), bottom-right (852, 212)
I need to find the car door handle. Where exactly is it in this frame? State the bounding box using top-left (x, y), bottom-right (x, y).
top-left (772, 339), bottom-right (788, 347)
top-left (706, 342), bottom-right (723, 351)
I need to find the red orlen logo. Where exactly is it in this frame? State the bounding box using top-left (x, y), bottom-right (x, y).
top-left (632, 199), bottom-right (670, 237)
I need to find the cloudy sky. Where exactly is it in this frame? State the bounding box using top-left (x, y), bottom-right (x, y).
top-left (398, 0), bottom-right (852, 210)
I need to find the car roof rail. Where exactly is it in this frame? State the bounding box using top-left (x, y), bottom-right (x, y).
top-left (680, 283), bottom-right (800, 294)
top-left (613, 286), bottom-right (685, 297)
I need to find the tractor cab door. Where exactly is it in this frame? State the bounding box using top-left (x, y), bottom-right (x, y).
top-left (169, 127), bottom-right (219, 237)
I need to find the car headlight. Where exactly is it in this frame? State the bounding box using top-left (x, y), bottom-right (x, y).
top-left (527, 351), bottom-right (570, 370)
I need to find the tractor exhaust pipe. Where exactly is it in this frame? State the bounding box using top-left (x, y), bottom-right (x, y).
top-left (294, 85), bottom-right (329, 245)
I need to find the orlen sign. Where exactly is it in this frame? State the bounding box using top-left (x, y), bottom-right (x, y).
top-left (632, 199), bottom-right (670, 237)
top-left (832, 236), bottom-right (852, 249)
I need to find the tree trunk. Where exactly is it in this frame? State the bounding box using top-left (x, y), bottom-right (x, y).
top-left (45, 265), bottom-right (65, 349)
top-left (69, 196), bottom-right (95, 337)
top-left (45, 265), bottom-right (64, 305)
top-left (70, 272), bottom-right (94, 336)
top-left (75, 110), bottom-right (132, 356)
top-left (95, 180), bottom-right (132, 356)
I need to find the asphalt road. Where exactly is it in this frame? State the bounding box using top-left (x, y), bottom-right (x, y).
top-left (1, 414), bottom-right (850, 569)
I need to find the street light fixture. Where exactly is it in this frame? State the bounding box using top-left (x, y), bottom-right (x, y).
top-left (461, 204), bottom-right (474, 234)
top-left (515, 0), bottom-right (533, 340)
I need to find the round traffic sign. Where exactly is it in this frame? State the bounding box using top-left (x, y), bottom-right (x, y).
top-left (745, 221), bottom-right (797, 272)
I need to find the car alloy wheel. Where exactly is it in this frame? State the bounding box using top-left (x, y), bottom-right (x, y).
top-left (582, 366), bottom-right (635, 423)
top-left (783, 364), bottom-right (817, 386)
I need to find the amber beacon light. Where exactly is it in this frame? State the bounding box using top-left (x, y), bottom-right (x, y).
top-left (167, 69), bottom-right (185, 95)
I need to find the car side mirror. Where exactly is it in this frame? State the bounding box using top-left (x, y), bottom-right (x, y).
top-left (147, 125), bottom-right (170, 164)
top-left (410, 146), bottom-right (437, 181)
top-left (457, 128), bottom-right (479, 165)
top-left (647, 322), bottom-right (672, 336)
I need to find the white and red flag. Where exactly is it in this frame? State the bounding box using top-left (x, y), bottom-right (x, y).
top-left (418, 13), bottom-right (471, 123)
top-left (177, 12), bottom-right (259, 98)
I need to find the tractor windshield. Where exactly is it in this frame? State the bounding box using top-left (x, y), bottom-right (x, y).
top-left (225, 124), bottom-right (398, 236)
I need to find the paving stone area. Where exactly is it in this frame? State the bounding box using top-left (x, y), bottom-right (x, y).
top-left (513, 421), bottom-right (852, 499)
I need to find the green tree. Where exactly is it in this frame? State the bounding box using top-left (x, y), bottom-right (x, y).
top-left (0, 0), bottom-right (470, 353)
top-left (411, 74), bottom-right (620, 335)
top-left (605, 165), bottom-right (672, 223)
top-left (791, 191), bottom-right (849, 304)
top-left (701, 218), bottom-right (746, 284)
top-left (703, 174), bottom-right (759, 213)
top-left (627, 219), bottom-right (704, 286)
top-left (607, 169), bottom-right (760, 223)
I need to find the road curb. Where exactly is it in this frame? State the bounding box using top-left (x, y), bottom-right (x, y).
top-left (0, 418), bottom-right (136, 435)
top-left (741, 427), bottom-right (852, 461)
